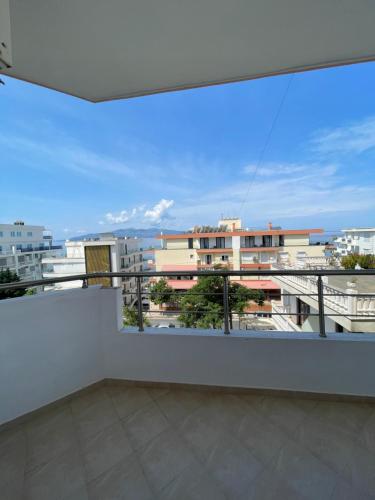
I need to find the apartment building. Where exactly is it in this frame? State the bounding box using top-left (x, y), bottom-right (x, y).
top-left (42, 234), bottom-right (143, 304)
top-left (0, 221), bottom-right (61, 282)
top-left (334, 227), bottom-right (375, 256)
top-left (154, 218), bottom-right (325, 295)
top-left (271, 265), bottom-right (375, 333)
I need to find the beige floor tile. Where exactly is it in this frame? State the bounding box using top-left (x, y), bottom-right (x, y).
top-left (156, 390), bottom-right (206, 424)
top-left (0, 427), bottom-right (26, 488)
top-left (183, 475), bottom-right (227, 500)
top-left (87, 454), bottom-right (154, 500)
top-left (158, 461), bottom-right (203, 499)
top-left (109, 386), bottom-right (154, 419)
top-left (4, 384), bottom-right (375, 500)
top-left (70, 388), bottom-right (110, 414)
top-left (80, 421), bottom-right (133, 482)
top-left (24, 445), bottom-right (85, 500)
top-left (123, 401), bottom-right (170, 450)
top-left (309, 400), bottom-right (374, 438)
top-left (2, 478), bottom-right (25, 500)
top-left (177, 407), bottom-right (225, 462)
top-left (72, 395), bottom-right (118, 441)
top-left (269, 439), bottom-right (337, 500)
top-left (204, 434), bottom-right (263, 498)
top-left (298, 417), bottom-right (375, 497)
top-left (138, 428), bottom-right (196, 492)
top-left (241, 466), bottom-right (304, 500)
top-left (331, 479), bottom-right (375, 500)
top-left (236, 406), bottom-right (291, 465)
top-left (146, 386), bottom-right (170, 401)
top-left (202, 393), bottom-right (252, 434)
top-left (255, 396), bottom-right (308, 436)
top-left (357, 408), bottom-right (375, 452)
top-left (26, 405), bottom-right (76, 472)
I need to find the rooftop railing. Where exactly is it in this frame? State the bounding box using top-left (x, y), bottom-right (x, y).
top-left (1, 268), bottom-right (375, 337)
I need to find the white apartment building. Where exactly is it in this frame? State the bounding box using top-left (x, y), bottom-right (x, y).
top-left (42, 234), bottom-right (144, 304)
top-left (0, 221), bottom-right (60, 282)
top-left (334, 227), bottom-right (375, 256)
top-left (271, 260), bottom-right (375, 334)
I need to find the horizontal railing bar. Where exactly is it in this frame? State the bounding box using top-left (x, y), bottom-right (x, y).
top-left (1, 268), bottom-right (375, 292)
top-left (133, 310), bottom-right (375, 318)
top-left (136, 291), bottom-right (375, 298)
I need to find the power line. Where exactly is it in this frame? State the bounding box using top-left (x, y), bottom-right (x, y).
top-left (240, 73), bottom-right (295, 215)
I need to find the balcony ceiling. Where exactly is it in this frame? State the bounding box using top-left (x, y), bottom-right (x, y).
top-left (2, 0), bottom-right (375, 102)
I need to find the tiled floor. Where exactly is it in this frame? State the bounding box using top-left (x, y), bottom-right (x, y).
top-left (1, 383), bottom-right (375, 500)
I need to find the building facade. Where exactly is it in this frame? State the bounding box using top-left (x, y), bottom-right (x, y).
top-left (334, 227), bottom-right (375, 257)
top-left (42, 234), bottom-right (144, 304)
top-left (0, 221), bottom-right (61, 282)
top-left (271, 264), bottom-right (375, 334)
top-left (152, 218), bottom-right (326, 315)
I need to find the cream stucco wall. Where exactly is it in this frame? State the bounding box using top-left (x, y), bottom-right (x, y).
top-left (154, 248), bottom-right (197, 270)
top-left (283, 234), bottom-right (310, 246)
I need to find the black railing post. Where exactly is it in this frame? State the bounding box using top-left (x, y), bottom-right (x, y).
top-left (317, 275), bottom-right (326, 338)
top-left (136, 277), bottom-right (144, 332)
top-left (223, 276), bottom-right (230, 335)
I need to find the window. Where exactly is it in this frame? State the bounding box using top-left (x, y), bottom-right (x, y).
top-left (205, 255), bottom-right (212, 265)
top-left (16, 244), bottom-right (22, 250)
top-left (262, 235), bottom-right (272, 247)
top-left (16, 231), bottom-right (22, 237)
top-left (221, 255), bottom-right (228, 261)
top-left (244, 236), bottom-right (255, 247)
top-left (27, 231), bottom-right (33, 237)
top-left (216, 237), bottom-right (225, 248)
top-left (0, 231), bottom-right (3, 237)
top-left (10, 231), bottom-right (15, 237)
top-left (279, 235), bottom-right (284, 246)
top-left (296, 298), bottom-right (310, 326)
top-left (27, 244), bottom-right (32, 250)
top-left (0, 245), bottom-right (2, 252)
top-left (188, 238), bottom-right (193, 249)
top-left (200, 237), bottom-right (209, 249)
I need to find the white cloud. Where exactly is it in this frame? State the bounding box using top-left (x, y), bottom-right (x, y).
top-left (102, 199), bottom-right (174, 226)
top-left (311, 116), bottom-right (375, 155)
top-left (144, 199), bottom-right (174, 223)
top-left (0, 133), bottom-right (135, 181)
top-left (243, 163), bottom-right (313, 177)
top-left (170, 161), bottom-right (375, 227)
top-left (105, 207), bottom-right (139, 224)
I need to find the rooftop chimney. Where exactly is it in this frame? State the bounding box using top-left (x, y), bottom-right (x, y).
top-left (268, 222), bottom-right (273, 230)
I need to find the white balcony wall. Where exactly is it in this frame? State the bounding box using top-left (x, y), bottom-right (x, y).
top-left (2, 286), bottom-right (375, 425)
top-left (0, 287), bottom-right (116, 424)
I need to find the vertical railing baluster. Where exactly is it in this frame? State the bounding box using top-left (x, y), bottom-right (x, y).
top-left (223, 276), bottom-right (230, 335)
top-left (136, 277), bottom-right (144, 332)
top-left (317, 275), bottom-right (326, 338)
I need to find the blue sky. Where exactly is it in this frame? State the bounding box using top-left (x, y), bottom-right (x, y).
top-left (1, 61), bottom-right (375, 239)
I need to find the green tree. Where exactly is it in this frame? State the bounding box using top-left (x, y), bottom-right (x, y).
top-left (123, 306), bottom-right (150, 327)
top-left (149, 278), bottom-right (175, 305)
top-left (341, 254), bottom-right (375, 269)
top-left (178, 275), bottom-right (264, 329)
top-left (0, 269), bottom-right (27, 300)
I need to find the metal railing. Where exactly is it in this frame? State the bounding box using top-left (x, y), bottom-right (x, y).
top-left (1, 269), bottom-right (375, 337)
top-left (19, 245), bottom-right (63, 253)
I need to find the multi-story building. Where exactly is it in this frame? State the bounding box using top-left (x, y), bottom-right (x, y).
top-left (42, 234), bottom-right (144, 304)
top-left (0, 221), bottom-right (61, 282)
top-left (271, 262), bottom-right (375, 333)
top-left (334, 227), bottom-right (375, 256)
top-left (152, 218), bottom-right (326, 313)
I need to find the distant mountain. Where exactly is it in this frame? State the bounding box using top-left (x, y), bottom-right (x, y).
top-left (69, 227), bottom-right (183, 241)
